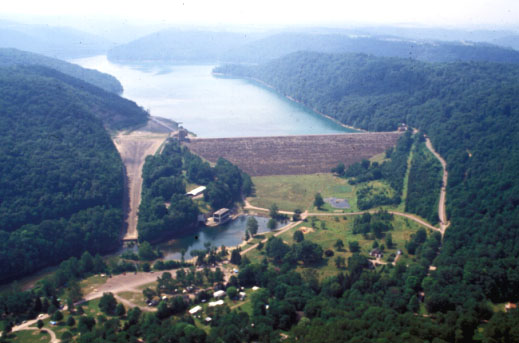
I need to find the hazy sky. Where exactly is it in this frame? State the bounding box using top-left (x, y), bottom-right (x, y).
top-left (1, 0), bottom-right (519, 29)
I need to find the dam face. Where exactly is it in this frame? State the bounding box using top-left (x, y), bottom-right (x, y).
top-left (183, 132), bottom-right (402, 176)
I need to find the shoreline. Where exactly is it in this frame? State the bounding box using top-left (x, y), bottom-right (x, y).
top-left (245, 75), bottom-right (366, 133)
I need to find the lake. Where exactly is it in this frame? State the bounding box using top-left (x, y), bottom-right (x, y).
top-left (72, 55), bottom-right (354, 137)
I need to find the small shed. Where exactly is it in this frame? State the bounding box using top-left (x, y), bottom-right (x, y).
top-left (208, 300), bottom-right (225, 307)
top-left (189, 305), bottom-right (202, 315)
top-left (186, 186), bottom-right (206, 197)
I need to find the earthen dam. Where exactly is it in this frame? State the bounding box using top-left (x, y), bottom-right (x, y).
top-left (183, 132), bottom-right (402, 176)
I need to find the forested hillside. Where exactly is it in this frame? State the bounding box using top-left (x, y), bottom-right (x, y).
top-left (0, 66), bottom-right (148, 283)
top-left (0, 48), bottom-right (123, 94)
top-left (137, 140), bottom-right (252, 242)
top-left (216, 52), bottom-right (519, 326)
top-left (222, 32), bottom-right (519, 64)
top-left (109, 29), bottom-right (519, 64)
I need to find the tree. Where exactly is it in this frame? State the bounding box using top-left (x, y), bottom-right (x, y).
top-left (245, 230), bottom-right (250, 241)
top-left (98, 292), bottom-right (117, 315)
top-left (335, 256), bottom-right (346, 269)
top-left (115, 303), bottom-right (126, 317)
top-left (334, 239), bottom-right (345, 251)
top-left (349, 241), bottom-right (360, 253)
top-left (331, 163), bottom-right (345, 176)
top-left (246, 217), bottom-right (259, 237)
top-left (269, 203), bottom-right (279, 219)
top-left (292, 209), bottom-right (302, 221)
top-left (51, 310), bottom-right (63, 322)
top-left (293, 230), bottom-right (304, 243)
top-left (138, 241), bottom-right (157, 261)
top-left (37, 320), bottom-right (44, 330)
top-left (230, 249), bottom-right (242, 265)
top-left (227, 286), bottom-right (238, 300)
top-left (78, 316), bottom-right (96, 333)
top-left (314, 193), bottom-right (324, 209)
top-left (267, 218), bottom-right (277, 230)
top-left (66, 316), bottom-right (75, 326)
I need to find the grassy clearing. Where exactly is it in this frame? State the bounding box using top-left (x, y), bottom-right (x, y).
top-left (369, 151), bottom-right (390, 164)
top-left (247, 215), bottom-right (429, 280)
top-left (79, 274), bottom-right (108, 295)
top-left (248, 173), bottom-right (355, 212)
top-left (7, 330), bottom-right (50, 343)
top-left (116, 291), bottom-right (148, 308)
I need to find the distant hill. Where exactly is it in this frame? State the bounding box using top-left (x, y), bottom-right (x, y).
top-left (216, 51), bottom-right (519, 309)
top-left (0, 65), bottom-right (148, 282)
top-left (107, 29), bottom-right (256, 63)
top-left (0, 20), bottom-right (114, 59)
top-left (0, 48), bottom-right (123, 94)
top-left (222, 32), bottom-right (519, 64)
top-left (108, 29), bottom-right (519, 64)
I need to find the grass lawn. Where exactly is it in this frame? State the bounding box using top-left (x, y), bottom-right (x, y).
top-left (6, 330), bottom-right (50, 343)
top-left (248, 173), bottom-right (356, 212)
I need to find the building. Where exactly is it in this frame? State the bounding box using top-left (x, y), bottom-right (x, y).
top-left (189, 305), bottom-right (202, 315)
top-left (186, 186), bottom-right (206, 197)
top-left (213, 290), bottom-right (226, 298)
top-left (213, 208), bottom-right (230, 224)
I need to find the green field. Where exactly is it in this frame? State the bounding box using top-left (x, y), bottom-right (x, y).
top-left (248, 173), bottom-right (356, 212)
top-left (5, 330), bottom-right (50, 343)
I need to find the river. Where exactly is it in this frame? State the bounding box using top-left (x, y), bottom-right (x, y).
top-left (72, 55), bottom-right (354, 137)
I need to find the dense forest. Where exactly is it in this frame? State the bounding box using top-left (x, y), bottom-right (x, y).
top-left (216, 52), bottom-right (519, 336)
top-left (0, 65), bottom-right (148, 283)
top-left (0, 48), bottom-right (122, 94)
top-left (405, 136), bottom-right (443, 224)
top-left (137, 140), bottom-right (252, 242)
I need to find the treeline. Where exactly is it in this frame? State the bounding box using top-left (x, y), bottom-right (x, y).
top-left (0, 65), bottom-right (148, 283)
top-left (216, 51), bottom-right (519, 331)
top-left (405, 136), bottom-right (443, 224)
top-left (338, 131), bottom-right (413, 209)
top-left (0, 48), bottom-right (123, 94)
top-left (137, 140), bottom-right (252, 242)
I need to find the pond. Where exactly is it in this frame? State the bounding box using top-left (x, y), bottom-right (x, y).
top-left (159, 215), bottom-right (276, 260)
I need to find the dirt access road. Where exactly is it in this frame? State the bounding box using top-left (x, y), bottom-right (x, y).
top-left (425, 137), bottom-right (449, 235)
top-left (113, 119), bottom-right (173, 241)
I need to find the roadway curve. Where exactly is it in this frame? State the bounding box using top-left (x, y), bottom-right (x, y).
top-left (11, 315), bottom-right (59, 343)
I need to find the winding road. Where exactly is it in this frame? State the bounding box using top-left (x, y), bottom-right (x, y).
top-left (424, 137), bottom-right (449, 235)
top-left (244, 134), bottom-right (450, 239)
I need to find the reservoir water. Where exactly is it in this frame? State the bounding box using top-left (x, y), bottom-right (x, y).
top-left (73, 55), bottom-right (353, 137)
